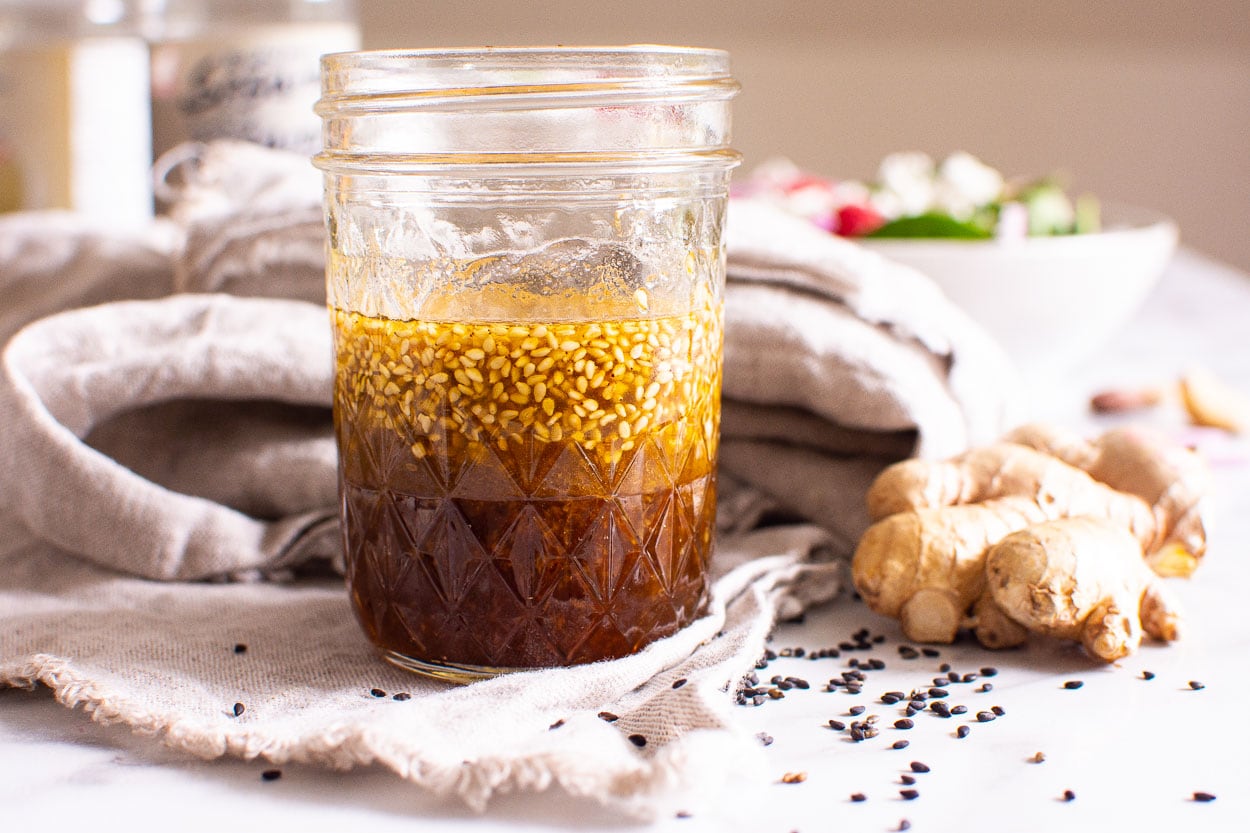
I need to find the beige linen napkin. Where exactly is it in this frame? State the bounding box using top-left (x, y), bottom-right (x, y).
top-left (0, 140), bottom-right (1017, 813)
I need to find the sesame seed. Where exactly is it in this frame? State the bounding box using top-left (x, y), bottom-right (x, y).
top-left (939, 663), bottom-right (951, 673)
top-left (909, 761), bottom-right (930, 773)
top-left (628, 734), bottom-right (647, 747)
top-left (1189, 680), bottom-right (1206, 690)
top-left (929, 687), bottom-right (949, 698)
top-left (894, 719), bottom-right (914, 730)
top-left (756, 732), bottom-right (774, 746)
top-left (892, 740), bottom-right (910, 750)
top-left (672, 678), bottom-right (687, 689)
top-left (900, 774), bottom-right (916, 785)
top-left (598, 711), bottom-right (619, 722)
top-left (1063, 680), bottom-right (1084, 690)
top-left (897, 820), bottom-right (912, 831)
top-left (392, 692), bottom-right (411, 701)
top-left (980, 667), bottom-right (998, 677)
top-left (991, 705), bottom-right (1006, 716)
top-left (370, 688), bottom-right (386, 698)
top-left (922, 648), bottom-right (941, 658)
top-left (232, 702), bottom-right (245, 717)
top-left (976, 711), bottom-right (996, 723)
top-left (978, 683), bottom-right (994, 693)
top-left (261, 769), bottom-right (282, 781)
top-left (900, 789), bottom-right (920, 800)
top-left (549, 719), bottom-right (565, 730)
top-left (956, 725), bottom-right (971, 739)
top-left (950, 705), bottom-right (968, 715)
top-left (1062, 789), bottom-right (1076, 802)
top-left (849, 705), bottom-right (866, 716)
top-left (1192, 791), bottom-right (1217, 802)
top-left (829, 720), bottom-right (846, 730)
top-left (851, 793), bottom-right (867, 802)
top-left (1141, 671), bottom-right (1156, 680)
top-left (233, 643), bottom-right (247, 654)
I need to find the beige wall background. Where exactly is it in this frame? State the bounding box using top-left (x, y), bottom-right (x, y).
top-left (358, 1), bottom-right (1250, 272)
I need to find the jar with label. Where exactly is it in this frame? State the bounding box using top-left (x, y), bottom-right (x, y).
top-left (315, 47), bottom-right (741, 682)
top-left (146, 0), bottom-right (359, 160)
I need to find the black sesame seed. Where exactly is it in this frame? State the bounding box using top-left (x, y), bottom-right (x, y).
top-left (947, 672), bottom-right (963, 683)
top-left (549, 719), bottom-right (565, 730)
top-left (881, 694), bottom-right (901, 705)
top-left (1062, 789), bottom-right (1076, 802)
top-left (233, 643), bottom-right (247, 654)
top-left (628, 734), bottom-right (647, 747)
top-left (850, 705), bottom-right (866, 716)
top-left (980, 667), bottom-right (998, 677)
top-left (232, 702), bottom-right (245, 717)
top-left (598, 710), bottom-right (620, 722)
top-left (939, 663), bottom-right (951, 673)
top-left (900, 774), bottom-right (916, 785)
top-left (976, 711), bottom-right (996, 722)
top-left (675, 810), bottom-right (692, 819)
top-left (392, 692), bottom-right (411, 701)
top-left (753, 695), bottom-right (767, 706)
top-left (873, 634), bottom-right (887, 644)
top-left (898, 820), bottom-right (912, 831)
top-left (1189, 680), bottom-right (1206, 690)
top-left (756, 732), bottom-right (774, 747)
top-left (930, 701), bottom-right (951, 717)
top-left (261, 769), bottom-right (282, 781)
top-left (1141, 670), bottom-right (1156, 680)
top-left (978, 683), bottom-right (994, 693)
top-left (950, 705), bottom-right (968, 715)
top-left (851, 793), bottom-right (867, 802)
top-left (786, 676), bottom-right (811, 690)
top-left (894, 719), bottom-right (914, 730)
top-left (672, 678), bottom-right (688, 689)
top-left (839, 641), bottom-right (856, 651)
top-left (929, 687), bottom-right (949, 698)
top-left (962, 673), bottom-right (979, 683)
top-left (909, 699), bottom-right (926, 710)
top-left (892, 740), bottom-right (910, 750)
top-left (900, 789), bottom-right (920, 800)
top-left (957, 725), bottom-right (971, 739)
top-left (922, 648), bottom-right (940, 658)
top-left (1063, 680), bottom-right (1084, 690)
top-left (829, 720), bottom-right (846, 730)
top-left (1192, 791), bottom-right (1217, 802)
top-left (909, 761), bottom-right (931, 773)
top-left (932, 677), bottom-right (950, 687)
top-left (776, 680), bottom-right (794, 691)
top-left (869, 659), bottom-right (887, 670)
top-left (991, 705), bottom-right (1006, 716)
top-left (370, 688), bottom-right (386, 698)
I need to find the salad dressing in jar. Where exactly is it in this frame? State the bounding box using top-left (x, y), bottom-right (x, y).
top-left (315, 47), bottom-right (739, 681)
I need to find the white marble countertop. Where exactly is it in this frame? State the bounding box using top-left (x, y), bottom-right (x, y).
top-left (4, 249), bottom-right (1249, 832)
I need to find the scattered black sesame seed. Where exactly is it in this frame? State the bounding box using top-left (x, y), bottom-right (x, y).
top-left (628, 734), bottom-right (647, 747)
top-left (939, 663), bottom-right (952, 673)
top-left (947, 672), bottom-right (963, 683)
top-left (672, 678), bottom-right (688, 689)
top-left (261, 769), bottom-right (282, 781)
top-left (900, 789), bottom-right (920, 800)
top-left (976, 711), bottom-right (996, 723)
top-left (1192, 791), bottom-right (1217, 802)
top-left (232, 702), bottom-right (245, 717)
top-left (392, 692), bottom-right (411, 701)
top-left (598, 710), bottom-right (620, 722)
top-left (897, 820), bottom-right (912, 831)
top-left (910, 761), bottom-right (931, 773)
top-left (1189, 681), bottom-right (1206, 690)
top-left (892, 740), bottom-right (910, 750)
top-left (850, 705), bottom-right (866, 716)
top-left (873, 634), bottom-right (887, 644)
top-left (869, 659), bottom-right (887, 670)
top-left (962, 673), bottom-right (979, 683)
top-left (956, 725), bottom-right (971, 739)
top-left (756, 732), bottom-right (774, 747)
top-left (899, 646), bottom-right (920, 660)
top-left (233, 643), bottom-right (247, 654)
top-left (851, 793), bottom-right (867, 803)
top-left (776, 680), bottom-right (794, 691)
top-left (829, 720), bottom-right (846, 730)
top-left (950, 705), bottom-right (968, 715)
top-left (1062, 789), bottom-right (1076, 802)
top-left (932, 677), bottom-right (950, 687)
top-left (1063, 680), bottom-right (1084, 690)
top-left (370, 688), bottom-right (386, 698)
top-left (894, 719), bottom-right (915, 730)
top-left (991, 705), bottom-right (1006, 716)
top-left (549, 719), bottom-right (565, 730)
top-left (1141, 670), bottom-right (1156, 680)
top-left (929, 687), bottom-right (949, 698)
top-left (980, 667), bottom-right (998, 677)
top-left (930, 701), bottom-right (951, 718)
top-left (900, 774), bottom-right (917, 785)
top-left (922, 648), bottom-right (941, 658)
top-left (909, 698), bottom-right (927, 710)
top-left (675, 810), bottom-right (692, 819)
top-left (786, 676), bottom-right (810, 690)
top-left (978, 683), bottom-right (994, 693)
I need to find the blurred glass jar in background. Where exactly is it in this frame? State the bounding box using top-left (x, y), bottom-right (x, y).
top-left (145, 0), bottom-right (359, 160)
top-left (0, 0), bottom-right (152, 221)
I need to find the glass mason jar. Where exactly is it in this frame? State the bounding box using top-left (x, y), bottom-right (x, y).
top-left (314, 47), bottom-right (740, 682)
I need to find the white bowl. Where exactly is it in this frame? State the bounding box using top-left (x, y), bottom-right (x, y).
top-left (860, 205), bottom-right (1178, 378)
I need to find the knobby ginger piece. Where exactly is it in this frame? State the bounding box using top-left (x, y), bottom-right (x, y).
top-left (984, 517), bottom-right (1181, 662)
top-left (1180, 366), bottom-right (1250, 434)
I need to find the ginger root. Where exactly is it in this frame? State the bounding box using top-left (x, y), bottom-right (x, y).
top-left (985, 517), bottom-right (1181, 662)
top-left (851, 423), bottom-right (1206, 660)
